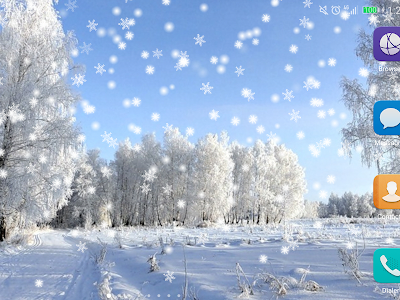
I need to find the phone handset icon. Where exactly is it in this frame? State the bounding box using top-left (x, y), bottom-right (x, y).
top-left (381, 255), bottom-right (400, 276)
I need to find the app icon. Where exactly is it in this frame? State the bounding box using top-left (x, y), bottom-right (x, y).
top-left (374, 249), bottom-right (400, 283)
top-left (373, 101), bottom-right (400, 135)
top-left (373, 174), bottom-right (400, 209)
top-left (374, 27), bottom-right (400, 61)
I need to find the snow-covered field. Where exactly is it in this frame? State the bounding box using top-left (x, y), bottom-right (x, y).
top-left (0, 218), bottom-right (398, 300)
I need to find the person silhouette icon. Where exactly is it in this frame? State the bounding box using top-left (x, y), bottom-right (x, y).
top-left (382, 181), bottom-right (400, 202)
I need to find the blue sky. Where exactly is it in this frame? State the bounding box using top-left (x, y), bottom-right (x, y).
top-left (57, 0), bottom-right (377, 202)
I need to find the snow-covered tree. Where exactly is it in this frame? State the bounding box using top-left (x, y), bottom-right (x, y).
top-left (227, 142), bottom-right (254, 224)
top-left (159, 125), bottom-right (194, 225)
top-left (340, 0), bottom-right (400, 174)
top-left (192, 133), bottom-right (234, 222)
top-left (0, 0), bottom-right (81, 240)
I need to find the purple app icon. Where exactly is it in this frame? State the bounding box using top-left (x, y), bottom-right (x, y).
top-left (374, 27), bottom-right (400, 61)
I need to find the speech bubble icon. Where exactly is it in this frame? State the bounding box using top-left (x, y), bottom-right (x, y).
top-left (380, 108), bottom-right (400, 129)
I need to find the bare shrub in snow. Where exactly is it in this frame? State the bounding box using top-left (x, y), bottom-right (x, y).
top-left (338, 232), bottom-right (365, 283)
top-left (235, 263), bottom-right (254, 297)
top-left (147, 253), bottom-right (160, 272)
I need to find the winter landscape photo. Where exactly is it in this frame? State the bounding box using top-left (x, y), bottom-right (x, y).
top-left (2, 0), bottom-right (400, 299)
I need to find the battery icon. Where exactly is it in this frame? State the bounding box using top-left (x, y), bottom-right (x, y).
top-left (363, 6), bottom-right (377, 14)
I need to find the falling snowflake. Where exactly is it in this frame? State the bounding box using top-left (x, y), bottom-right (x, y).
top-left (312, 80), bottom-right (320, 89)
top-left (101, 132), bottom-right (112, 143)
top-left (327, 58), bottom-right (337, 67)
top-left (289, 240), bottom-right (299, 251)
top-left (299, 16), bottom-right (310, 28)
top-left (310, 98), bottom-right (323, 107)
top-left (153, 48), bottom-right (163, 59)
top-left (164, 271), bottom-right (176, 283)
top-left (71, 74), bottom-right (86, 87)
top-left (0, 169), bottom-right (7, 179)
top-left (303, 80), bottom-right (314, 91)
top-left (368, 14), bottom-right (380, 26)
top-left (87, 20), bottom-right (98, 32)
top-left (322, 138), bottom-right (331, 147)
top-left (118, 17), bottom-right (135, 30)
top-left (241, 88), bottom-right (255, 101)
top-left (289, 109), bottom-right (301, 122)
top-left (177, 200), bottom-right (186, 209)
top-left (210, 56), bottom-right (218, 64)
top-left (346, 241), bottom-right (355, 250)
top-left (179, 51), bottom-right (189, 59)
top-left (142, 168), bottom-right (157, 182)
top-left (76, 241), bottom-right (88, 253)
top-left (141, 51), bottom-right (149, 59)
top-left (327, 175), bottom-right (336, 184)
top-left (101, 166), bottom-right (112, 178)
top-left (282, 89), bottom-right (294, 101)
top-left (80, 42), bottom-right (92, 55)
top-left (118, 42), bottom-right (126, 50)
top-left (151, 113), bottom-right (160, 121)
top-left (82, 103), bottom-right (95, 114)
top-left (65, 0), bottom-right (78, 12)
top-left (297, 131), bottom-right (305, 140)
top-left (209, 109), bottom-right (220, 120)
top-left (125, 31), bottom-right (134, 40)
top-left (303, 0), bottom-right (313, 8)
top-left (259, 255), bottom-right (268, 264)
top-left (262, 14), bottom-right (270, 22)
top-left (281, 246), bottom-right (290, 255)
top-left (252, 38), bottom-right (259, 45)
top-left (289, 44), bottom-right (298, 53)
top-left (309, 145), bottom-right (320, 157)
top-left (35, 279), bottom-right (43, 288)
top-left (234, 40), bottom-right (243, 49)
top-left (133, 144), bottom-right (141, 152)
top-left (317, 110), bottom-right (326, 119)
top-left (186, 127), bottom-right (194, 136)
top-left (327, 108), bottom-right (335, 116)
top-left (162, 0), bottom-right (171, 5)
top-left (200, 82), bottom-right (213, 94)
top-left (94, 63), bottom-right (106, 75)
top-left (130, 125), bottom-right (142, 135)
top-left (341, 11), bottom-right (350, 20)
top-left (305, 34), bottom-right (312, 41)
top-left (319, 190), bottom-right (328, 199)
top-left (284, 64), bottom-right (293, 72)
top-left (249, 115), bottom-right (258, 124)
top-left (386, 237), bottom-right (395, 245)
top-left (266, 131), bottom-right (277, 142)
top-left (146, 65), bottom-right (155, 75)
top-left (132, 97), bottom-right (141, 107)
top-left (231, 117), bottom-right (240, 126)
top-left (194, 34), bottom-right (206, 46)
top-left (141, 183), bottom-right (150, 195)
top-left (256, 125), bottom-right (265, 134)
top-left (359, 68), bottom-right (369, 78)
top-left (235, 66), bottom-right (245, 77)
top-left (384, 12), bottom-right (394, 23)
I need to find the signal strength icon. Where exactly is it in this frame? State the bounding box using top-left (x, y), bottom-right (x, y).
top-left (350, 6), bottom-right (358, 15)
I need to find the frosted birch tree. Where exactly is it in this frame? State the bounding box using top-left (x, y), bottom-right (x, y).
top-left (0, 0), bottom-right (81, 240)
top-left (192, 133), bottom-right (234, 222)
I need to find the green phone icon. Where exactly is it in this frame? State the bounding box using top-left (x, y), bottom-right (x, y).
top-left (374, 248), bottom-right (400, 283)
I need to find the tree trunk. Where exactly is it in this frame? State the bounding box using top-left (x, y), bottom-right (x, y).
top-left (0, 215), bottom-right (7, 242)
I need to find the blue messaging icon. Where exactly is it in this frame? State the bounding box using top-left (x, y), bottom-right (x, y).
top-left (374, 101), bottom-right (400, 135)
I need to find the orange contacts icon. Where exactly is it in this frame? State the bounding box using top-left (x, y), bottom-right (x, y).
top-left (374, 175), bottom-right (400, 209)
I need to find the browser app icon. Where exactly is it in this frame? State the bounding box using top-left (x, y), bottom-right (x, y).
top-left (374, 27), bottom-right (400, 61)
